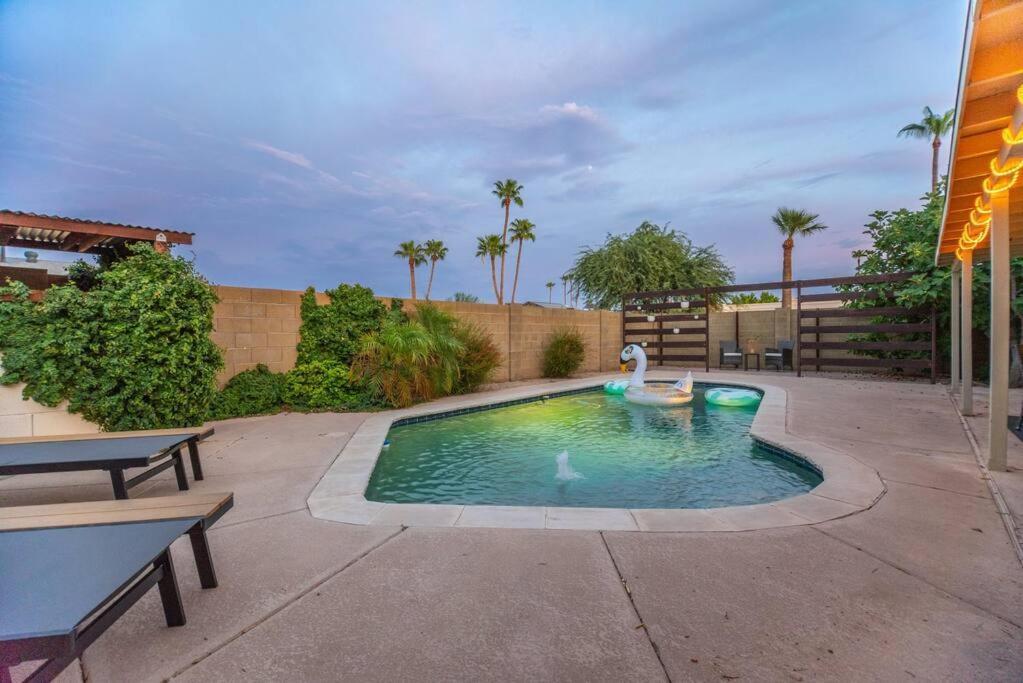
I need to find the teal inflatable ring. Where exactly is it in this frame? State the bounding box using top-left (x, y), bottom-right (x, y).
top-left (705, 388), bottom-right (761, 407)
top-left (604, 380), bottom-right (629, 395)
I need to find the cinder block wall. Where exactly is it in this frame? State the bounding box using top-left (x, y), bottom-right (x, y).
top-left (212, 286), bottom-right (302, 385)
top-left (0, 383), bottom-right (98, 437)
top-left (210, 286), bottom-right (624, 386)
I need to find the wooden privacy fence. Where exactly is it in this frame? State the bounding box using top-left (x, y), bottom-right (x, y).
top-left (622, 288), bottom-right (711, 369)
top-left (796, 273), bottom-right (936, 382)
top-left (623, 272), bottom-right (937, 382)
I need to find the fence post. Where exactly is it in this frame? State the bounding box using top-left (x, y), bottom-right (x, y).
top-left (796, 285), bottom-right (802, 377)
top-left (704, 288), bottom-right (710, 373)
top-left (930, 305), bottom-right (937, 384)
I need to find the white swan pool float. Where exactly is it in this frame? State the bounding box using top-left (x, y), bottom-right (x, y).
top-left (613, 344), bottom-right (694, 406)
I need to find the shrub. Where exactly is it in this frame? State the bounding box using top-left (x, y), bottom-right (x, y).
top-left (351, 319), bottom-right (440, 408)
top-left (297, 284), bottom-right (388, 365)
top-left (209, 364), bottom-right (284, 420)
top-left (453, 322), bottom-right (501, 392)
top-left (282, 361), bottom-right (372, 412)
top-left (0, 243), bottom-right (222, 430)
top-left (541, 327), bottom-right (586, 378)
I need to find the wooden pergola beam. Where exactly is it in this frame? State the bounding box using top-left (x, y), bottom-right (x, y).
top-left (0, 212), bottom-right (192, 245)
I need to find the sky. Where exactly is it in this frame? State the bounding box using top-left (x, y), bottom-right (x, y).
top-left (0, 0), bottom-right (966, 303)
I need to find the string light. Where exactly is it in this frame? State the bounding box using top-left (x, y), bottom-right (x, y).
top-left (952, 83), bottom-right (1023, 262)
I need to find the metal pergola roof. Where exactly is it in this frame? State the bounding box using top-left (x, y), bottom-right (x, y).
top-left (0, 211), bottom-right (193, 256)
top-left (936, 0), bottom-right (1023, 266)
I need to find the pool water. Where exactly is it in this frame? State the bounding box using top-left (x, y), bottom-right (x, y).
top-left (365, 386), bottom-right (821, 509)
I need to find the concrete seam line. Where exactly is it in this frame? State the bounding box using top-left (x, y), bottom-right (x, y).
top-left (169, 527), bottom-right (406, 679)
top-left (598, 532), bottom-right (672, 683)
top-left (945, 389), bottom-right (1023, 569)
top-left (881, 477), bottom-right (992, 501)
top-left (809, 526), bottom-right (1022, 630)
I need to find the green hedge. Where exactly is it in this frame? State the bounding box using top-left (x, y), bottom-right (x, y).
top-left (282, 361), bottom-right (374, 411)
top-left (0, 244), bottom-right (223, 430)
top-left (209, 364), bottom-right (285, 419)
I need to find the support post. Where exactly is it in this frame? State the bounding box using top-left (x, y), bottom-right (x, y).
top-left (987, 193), bottom-right (1010, 471)
top-left (795, 285), bottom-right (802, 376)
top-left (962, 250), bottom-right (974, 415)
top-left (951, 263), bottom-right (961, 393)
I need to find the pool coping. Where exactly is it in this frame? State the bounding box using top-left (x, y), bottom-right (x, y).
top-left (306, 371), bottom-right (886, 532)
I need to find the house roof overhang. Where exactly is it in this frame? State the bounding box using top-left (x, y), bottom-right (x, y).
top-left (936, 0), bottom-right (1023, 266)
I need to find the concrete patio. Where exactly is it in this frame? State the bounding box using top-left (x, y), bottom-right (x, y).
top-left (3, 373), bottom-right (1022, 682)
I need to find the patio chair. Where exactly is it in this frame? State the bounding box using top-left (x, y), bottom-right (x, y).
top-left (0, 492), bottom-right (233, 683)
top-left (0, 427), bottom-right (214, 500)
top-left (765, 340), bottom-right (794, 371)
top-left (719, 340), bottom-right (742, 369)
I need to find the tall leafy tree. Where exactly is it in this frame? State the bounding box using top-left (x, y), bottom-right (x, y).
top-left (475, 234), bottom-right (505, 303)
top-left (770, 207), bottom-right (828, 309)
top-left (545, 280), bottom-right (556, 303)
top-left (568, 221), bottom-right (734, 310)
top-left (508, 218), bottom-right (536, 304)
top-left (394, 240), bottom-right (426, 300)
top-left (898, 106), bottom-right (955, 192)
top-left (491, 179), bottom-right (524, 304)
top-left (423, 239), bottom-right (448, 301)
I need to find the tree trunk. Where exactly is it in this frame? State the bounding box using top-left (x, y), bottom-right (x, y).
top-left (781, 238), bottom-right (794, 309)
top-left (497, 202), bottom-right (509, 305)
top-left (931, 137), bottom-right (940, 193)
top-left (489, 256), bottom-right (500, 303)
top-left (425, 261), bottom-right (436, 301)
top-left (511, 240), bottom-right (523, 304)
top-left (408, 260), bottom-right (417, 300)
top-left (562, 281), bottom-right (567, 306)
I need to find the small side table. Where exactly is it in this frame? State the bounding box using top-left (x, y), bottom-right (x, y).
top-left (743, 353), bottom-right (760, 371)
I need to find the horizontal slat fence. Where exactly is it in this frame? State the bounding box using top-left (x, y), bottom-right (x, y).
top-left (624, 272), bottom-right (936, 381)
top-left (622, 287), bottom-right (710, 369)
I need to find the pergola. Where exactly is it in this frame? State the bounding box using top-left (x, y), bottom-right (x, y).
top-left (937, 0), bottom-right (1023, 471)
top-left (0, 211), bottom-right (192, 257)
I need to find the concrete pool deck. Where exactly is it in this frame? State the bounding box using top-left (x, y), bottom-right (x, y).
top-left (2, 372), bottom-right (1022, 681)
top-left (307, 371), bottom-right (885, 532)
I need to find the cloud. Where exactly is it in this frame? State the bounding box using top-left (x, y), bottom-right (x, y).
top-left (242, 140), bottom-right (313, 169)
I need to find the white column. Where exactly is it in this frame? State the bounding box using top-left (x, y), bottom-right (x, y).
top-left (951, 263), bottom-right (961, 393)
top-left (962, 249), bottom-right (974, 415)
top-left (987, 193), bottom-right (1010, 471)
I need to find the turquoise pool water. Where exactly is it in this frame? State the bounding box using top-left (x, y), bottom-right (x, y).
top-left (365, 386), bottom-right (821, 509)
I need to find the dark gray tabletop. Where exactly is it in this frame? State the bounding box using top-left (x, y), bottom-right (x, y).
top-left (0, 435), bottom-right (192, 471)
top-left (0, 518), bottom-right (197, 642)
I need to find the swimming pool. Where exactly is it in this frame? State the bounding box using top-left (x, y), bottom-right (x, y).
top-left (365, 385), bottom-right (821, 509)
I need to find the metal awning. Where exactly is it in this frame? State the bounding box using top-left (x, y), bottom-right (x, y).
top-left (935, 0), bottom-right (1023, 266)
top-left (0, 211), bottom-right (193, 256)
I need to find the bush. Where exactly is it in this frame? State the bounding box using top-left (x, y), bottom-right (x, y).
top-left (297, 284), bottom-right (388, 365)
top-left (282, 361), bottom-right (373, 412)
top-left (453, 321), bottom-right (501, 392)
top-left (0, 244), bottom-right (222, 430)
top-left (209, 364), bottom-right (284, 420)
top-left (541, 328), bottom-right (586, 378)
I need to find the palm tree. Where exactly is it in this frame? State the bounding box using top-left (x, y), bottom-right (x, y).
top-left (475, 234), bottom-right (505, 303)
top-left (770, 208), bottom-right (828, 309)
top-left (491, 179), bottom-right (524, 304)
top-left (545, 280), bottom-right (556, 304)
top-left (423, 239), bottom-right (448, 301)
top-left (508, 218), bottom-right (536, 304)
top-left (561, 274), bottom-right (570, 306)
top-left (898, 106), bottom-right (955, 192)
top-left (394, 240), bottom-right (426, 300)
